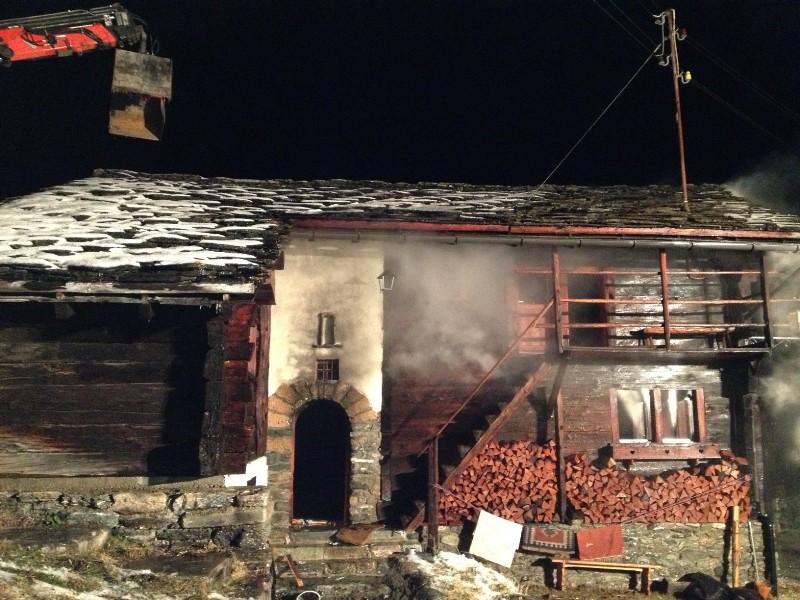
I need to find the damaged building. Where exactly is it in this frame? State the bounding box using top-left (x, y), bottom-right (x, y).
top-left (0, 169), bottom-right (799, 588)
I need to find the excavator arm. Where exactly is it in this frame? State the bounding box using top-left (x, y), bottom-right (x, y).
top-left (0, 4), bottom-right (145, 66)
top-left (0, 4), bottom-right (171, 140)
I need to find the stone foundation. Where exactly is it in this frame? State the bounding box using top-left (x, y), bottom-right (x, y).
top-left (0, 479), bottom-right (272, 550)
top-left (438, 520), bottom-right (767, 586)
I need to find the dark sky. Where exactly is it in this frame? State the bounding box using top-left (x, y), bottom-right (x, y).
top-left (1, 1), bottom-right (798, 199)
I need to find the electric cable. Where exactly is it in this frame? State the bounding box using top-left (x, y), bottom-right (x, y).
top-left (597, 1), bottom-right (796, 155)
top-left (691, 78), bottom-right (792, 149)
top-left (591, 0), bottom-right (654, 53)
top-left (607, 0), bottom-right (658, 49)
top-left (686, 37), bottom-right (799, 123)
top-left (535, 49), bottom-right (656, 191)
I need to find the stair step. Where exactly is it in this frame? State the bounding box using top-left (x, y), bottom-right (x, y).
top-left (472, 429), bottom-right (486, 441)
top-left (272, 527), bottom-right (418, 548)
top-left (485, 414), bottom-right (498, 425)
top-left (441, 464), bottom-right (456, 477)
top-left (456, 444), bottom-right (472, 457)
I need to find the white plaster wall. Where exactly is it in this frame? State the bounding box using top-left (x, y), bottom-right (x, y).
top-left (268, 236), bottom-right (384, 412)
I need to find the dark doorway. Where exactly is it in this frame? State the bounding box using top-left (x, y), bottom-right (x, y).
top-left (292, 399), bottom-right (351, 524)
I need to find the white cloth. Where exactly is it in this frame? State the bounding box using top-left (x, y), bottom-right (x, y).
top-left (468, 510), bottom-right (523, 568)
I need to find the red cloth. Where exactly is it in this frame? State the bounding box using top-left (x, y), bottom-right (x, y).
top-left (576, 524), bottom-right (623, 559)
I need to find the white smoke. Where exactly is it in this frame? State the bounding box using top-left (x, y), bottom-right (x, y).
top-left (757, 253), bottom-right (800, 466)
top-left (385, 243), bottom-right (518, 379)
top-left (726, 153), bottom-right (800, 215)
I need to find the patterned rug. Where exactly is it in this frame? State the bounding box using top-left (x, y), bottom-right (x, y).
top-left (520, 526), bottom-right (576, 554)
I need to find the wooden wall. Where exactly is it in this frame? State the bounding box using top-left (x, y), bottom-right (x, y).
top-left (0, 302), bottom-right (214, 476)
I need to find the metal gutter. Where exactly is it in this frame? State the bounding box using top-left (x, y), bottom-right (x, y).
top-left (299, 229), bottom-right (800, 253)
top-left (292, 218), bottom-right (800, 242)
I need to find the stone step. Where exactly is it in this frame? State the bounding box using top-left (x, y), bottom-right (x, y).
top-left (272, 545), bottom-right (414, 599)
top-left (272, 526), bottom-right (418, 547)
top-left (275, 574), bottom-right (390, 600)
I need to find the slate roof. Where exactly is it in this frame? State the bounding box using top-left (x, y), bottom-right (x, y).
top-left (0, 169), bottom-right (799, 291)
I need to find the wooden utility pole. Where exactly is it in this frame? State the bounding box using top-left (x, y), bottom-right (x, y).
top-left (657, 9), bottom-right (691, 210)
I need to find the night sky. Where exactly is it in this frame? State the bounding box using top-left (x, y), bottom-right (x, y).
top-left (1, 1), bottom-right (798, 201)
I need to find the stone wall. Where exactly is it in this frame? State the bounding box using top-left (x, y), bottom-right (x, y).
top-left (267, 380), bottom-right (382, 532)
top-left (0, 483), bottom-right (272, 550)
top-left (438, 520), bottom-right (766, 586)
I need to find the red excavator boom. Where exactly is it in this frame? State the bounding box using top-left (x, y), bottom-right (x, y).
top-left (0, 4), bottom-right (145, 65)
top-left (0, 4), bottom-right (171, 140)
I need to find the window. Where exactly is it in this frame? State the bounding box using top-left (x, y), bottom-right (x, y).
top-left (314, 313), bottom-right (341, 347)
top-left (609, 387), bottom-right (716, 460)
top-left (316, 359), bottom-right (339, 382)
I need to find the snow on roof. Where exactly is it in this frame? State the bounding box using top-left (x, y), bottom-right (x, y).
top-left (1, 169), bottom-right (799, 290)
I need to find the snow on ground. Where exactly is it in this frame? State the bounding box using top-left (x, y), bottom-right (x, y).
top-left (0, 560), bottom-right (248, 600)
top-left (405, 550), bottom-right (519, 599)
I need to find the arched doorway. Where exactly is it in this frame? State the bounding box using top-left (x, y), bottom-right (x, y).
top-left (292, 399), bottom-right (351, 524)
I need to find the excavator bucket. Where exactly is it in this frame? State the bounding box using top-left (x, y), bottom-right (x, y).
top-left (109, 49), bottom-right (173, 141)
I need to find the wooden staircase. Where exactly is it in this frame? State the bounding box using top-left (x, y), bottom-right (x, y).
top-left (405, 361), bottom-right (552, 531)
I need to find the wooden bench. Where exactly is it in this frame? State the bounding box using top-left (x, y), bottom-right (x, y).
top-left (634, 325), bottom-right (735, 348)
top-left (550, 559), bottom-right (659, 595)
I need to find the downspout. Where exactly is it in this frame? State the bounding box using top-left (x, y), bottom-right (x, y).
top-left (758, 512), bottom-right (779, 595)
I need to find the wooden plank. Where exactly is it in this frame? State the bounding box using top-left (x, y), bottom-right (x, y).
top-left (608, 443), bottom-right (720, 460)
top-left (760, 254), bottom-right (773, 349)
top-left (553, 247), bottom-right (564, 354)
top-left (0, 383), bottom-right (176, 410)
top-left (0, 451), bottom-right (150, 476)
top-left (0, 361), bottom-right (195, 386)
top-left (0, 342), bottom-right (178, 363)
top-left (427, 436), bottom-right (439, 554)
top-left (554, 390), bottom-right (567, 522)
top-left (731, 505), bottom-right (741, 587)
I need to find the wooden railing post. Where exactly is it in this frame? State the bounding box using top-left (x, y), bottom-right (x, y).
top-left (427, 436), bottom-right (439, 554)
top-left (659, 249), bottom-right (672, 349)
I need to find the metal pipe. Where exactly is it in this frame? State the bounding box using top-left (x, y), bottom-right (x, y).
top-left (758, 512), bottom-right (779, 595)
top-left (301, 230), bottom-right (800, 253)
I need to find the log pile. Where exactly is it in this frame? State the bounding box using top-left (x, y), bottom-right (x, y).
top-left (439, 439), bottom-right (558, 524)
top-left (565, 450), bottom-right (752, 523)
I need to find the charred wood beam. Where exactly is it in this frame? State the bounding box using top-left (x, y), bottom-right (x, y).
top-left (760, 254), bottom-right (774, 349)
top-left (552, 247), bottom-right (565, 354)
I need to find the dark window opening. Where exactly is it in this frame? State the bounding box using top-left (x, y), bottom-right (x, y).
top-left (316, 359), bottom-right (340, 382)
top-left (516, 273), bottom-right (551, 304)
top-left (292, 399), bottom-right (351, 523)
top-left (608, 387), bottom-right (717, 460)
top-left (567, 273), bottom-right (608, 347)
top-left (314, 312), bottom-right (340, 347)
top-left (612, 388), bottom-right (702, 444)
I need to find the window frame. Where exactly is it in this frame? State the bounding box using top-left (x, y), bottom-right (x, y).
top-left (608, 387), bottom-right (719, 460)
top-left (315, 358), bottom-right (340, 382)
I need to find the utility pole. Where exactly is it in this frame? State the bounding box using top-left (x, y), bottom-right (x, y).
top-left (656, 9), bottom-right (691, 211)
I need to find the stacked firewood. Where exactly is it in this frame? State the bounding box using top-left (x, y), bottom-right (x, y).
top-left (439, 439), bottom-right (558, 524)
top-left (565, 450), bottom-right (752, 523)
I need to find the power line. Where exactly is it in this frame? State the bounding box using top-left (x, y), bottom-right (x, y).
top-left (536, 50), bottom-right (656, 191)
top-left (686, 36), bottom-right (799, 123)
top-left (591, 0), bottom-right (654, 53)
top-left (607, 0), bottom-right (657, 48)
top-left (597, 1), bottom-right (797, 152)
top-left (690, 78), bottom-right (792, 149)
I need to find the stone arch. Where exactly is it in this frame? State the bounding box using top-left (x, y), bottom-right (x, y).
top-left (267, 380), bottom-right (380, 526)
